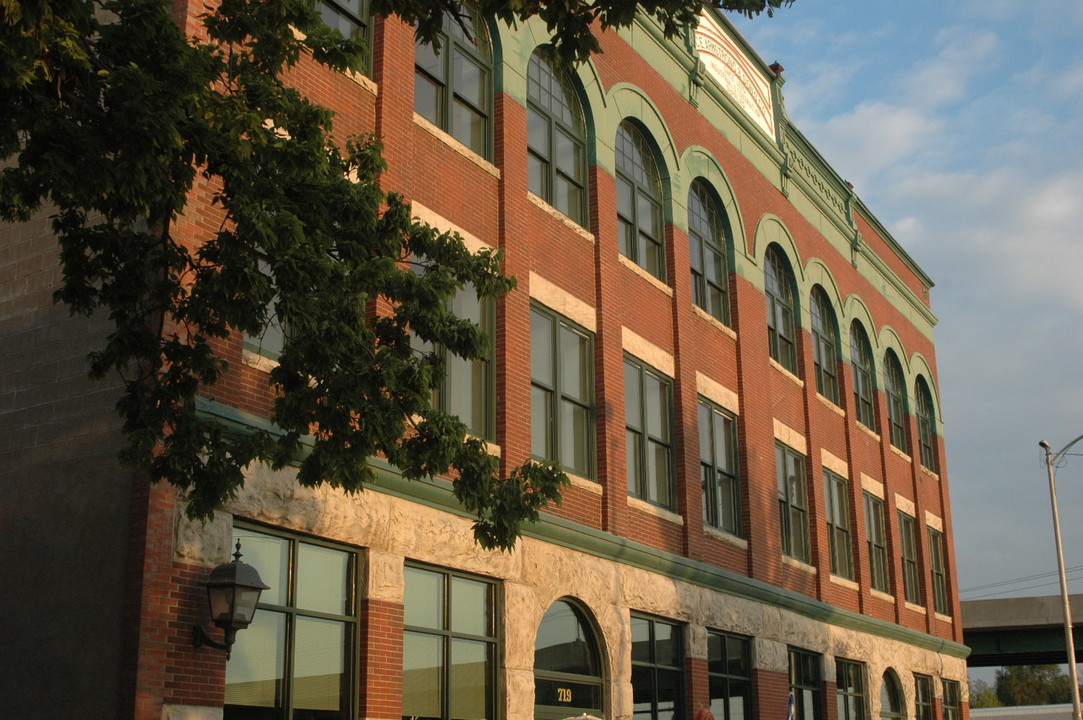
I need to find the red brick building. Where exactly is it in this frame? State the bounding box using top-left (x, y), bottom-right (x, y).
top-left (0, 2), bottom-right (969, 720)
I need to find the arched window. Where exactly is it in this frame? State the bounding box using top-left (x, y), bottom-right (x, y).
top-left (916, 376), bottom-right (938, 471)
top-left (534, 599), bottom-right (604, 720)
top-left (810, 286), bottom-right (839, 403)
top-left (879, 670), bottom-right (905, 720)
top-left (688, 180), bottom-right (730, 324)
top-left (616, 120), bottom-right (665, 281)
top-left (765, 245), bottom-right (798, 373)
top-left (884, 350), bottom-right (908, 452)
top-left (414, 12), bottom-right (492, 157)
top-left (850, 321), bottom-right (876, 430)
top-left (527, 50), bottom-right (588, 225)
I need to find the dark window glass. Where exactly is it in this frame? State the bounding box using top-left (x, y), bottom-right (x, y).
top-left (534, 599), bottom-right (604, 717)
top-left (402, 565), bottom-right (497, 720)
top-left (708, 631), bottom-right (752, 720)
top-left (689, 181), bottom-right (730, 324)
top-left (879, 671), bottom-right (905, 720)
top-left (942, 680), bottom-right (961, 720)
top-left (626, 357), bottom-right (675, 510)
top-left (864, 492), bottom-right (890, 594)
top-left (319, 0), bottom-right (372, 70)
top-left (824, 470), bottom-right (853, 580)
top-left (527, 50), bottom-right (588, 225)
top-left (914, 674), bottom-right (934, 720)
top-left (699, 399), bottom-right (740, 535)
top-left (835, 660), bottom-right (866, 720)
top-left (811, 287), bottom-right (839, 403)
top-left (850, 322), bottom-right (876, 430)
top-left (777, 443), bottom-right (809, 563)
top-left (414, 13), bottom-right (492, 157)
top-left (916, 376), bottom-right (938, 471)
top-left (225, 526), bottom-right (358, 720)
top-left (929, 528), bottom-right (950, 616)
top-left (531, 305), bottom-right (595, 478)
top-left (884, 351), bottom-right (908, 452)
top-left (899, 512), bottom-right (922, 605)
top-left (632, 615), bottom-right (684, 720)
top-left (788, 648), bottom-right (822, 720)
top-left (765, 245), bottom-right (798, 373)
top-left (616, 121), bottom-right (666, 281)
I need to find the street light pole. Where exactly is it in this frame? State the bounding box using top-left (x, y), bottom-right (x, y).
top-left (1040, 436), bottom-right (1083, 720)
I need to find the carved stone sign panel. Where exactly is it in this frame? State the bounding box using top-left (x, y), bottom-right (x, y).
top-left (694, 11), bottom-right (775, 138)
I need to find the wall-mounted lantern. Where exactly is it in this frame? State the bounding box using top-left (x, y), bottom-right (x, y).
top-left (193, 540), bottom-right (269, 660)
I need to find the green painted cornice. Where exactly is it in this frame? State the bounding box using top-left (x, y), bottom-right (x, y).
top-left (196, 396), bottom-right (968, 660)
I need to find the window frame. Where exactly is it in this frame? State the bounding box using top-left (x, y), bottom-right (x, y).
top-left (942, 679), bottom-right (961, 720)
top-left (401, 562), bottom-right (499, 720)
top-left (788, 648), bottom-right (823, 720)
top-left (414, 11), bottom-right (493, 158)
top-left (777, 442), bottom-right (810, 563)
top-left (225, 523), bottom-right (360, 720)
top-left (615, 120), bottom-right (666, 281)
top-left (864, 492), bottom-right (890, 594)
top-left (699, 398), bottom-right (741, 536)
top-left (765, 245), bottom-right (798, 374)
top-left (631, 614), bottom-right (685, 720)
top-left (916, 376), bottom-right (938, 471)
top-left (879, 671), bottom-right (906, 720)
top-left (929, 527), bottom-right (951, 616)
top-left (707, 630), bottom-right (752, 720)
top-left (625, 355), bottom-right (676, 510)
top-left (835, 659), bottom-right (867, 720)
top-left (824, 469), bottom-right (853, 580)
top-left (318, 0), bottom-right (373, 73)
top-left (531, 303), bottom-right (596, 478)
top-left (688, 180), bottom-right (731, 325)
top-left (914, 674), bottom-right (935, 720)
top-left (810, 287), bottom-right (840, 404)
top-left (899, 512), bottom-right (922, 605)
top-left (884, 350), bottom-right (908, 452)
top-left (850, 322), bottom-right (877, 430)
top-left (527, 50), bottom-right (589, 225)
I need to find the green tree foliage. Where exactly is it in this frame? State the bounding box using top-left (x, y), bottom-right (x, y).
top-left (968, 679), bottom-right (1001, 709)
top-left (995, 665), bottom-right (1074, 706)
top-left (0, 0), bottom-right (791, 549)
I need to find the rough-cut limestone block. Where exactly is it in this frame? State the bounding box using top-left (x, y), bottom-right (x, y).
top-left (504, 581), bottom-right (544, 671)
top-left (610, 679), bottom-right (634, 720)
top-left (162, 704), bottom-right (222, 720)
top-left (174, 508), bottom-right (232, 567)
top-left (366, 548), bottom-right (404, 604)
top-left (506, 667), bottom-right (537, 720)
top-left (756, 638), bottom-right (788, 674)
top-left (687, 624), bottom-right (708, 659)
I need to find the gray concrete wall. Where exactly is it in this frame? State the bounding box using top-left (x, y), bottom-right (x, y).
top-left (0, 213), bottom-right (135, 719)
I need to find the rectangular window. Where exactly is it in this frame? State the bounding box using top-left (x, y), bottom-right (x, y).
top-left (403, 564), bottom-right (497, 720)
top-left (824, 470), bottom-right (852, 579)
top-left (863, 493), bottom-right (889, 593)
top-left (531, 305), bottom-right (595, 477)
top-left (319, 0), bottom-right (371, 69)
top-left (699, 399), bottom-right (740, 535)
top-left (777, 443), bottom-right (809, 563)
top-left (929, 528), bottom-right (951, 616)
top-left (626, 357), bottom-right (675, 510)
top-left (788, 648), bottom-right (822, 720)
top-left (899, 512), bottom-right (922, 605)
top-left (835, 660), bottom-right (866, 720)
top-left (632, 615), bottom-right (685, 720)
top-left (225, 525), bottom-right (358, 720)
top-left (914, 674), bottom-right (934, 720)
top-left (708, 631), bottom-right (752, 720)
top-left (942, 679), bottom-right (961, 720)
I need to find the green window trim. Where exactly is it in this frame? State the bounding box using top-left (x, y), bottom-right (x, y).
top-left (863, 492), bottom-right (890, 594)
top-left (788, 648), bottom-right (823, 720)
top-left (929, 528), bottom-right (951, 616)
top-left (777, 442), bottom-right (809, 563)
top-left (916, 376), bottom-right (938, 472)
top-left (835, 659), bottom-right (867, 720)
top-left (811, 287), bottom-right (839, 404)
top-left (225, 523), bottom-right (360, 720)
top-left (625, 356), bottom-right (676, 510)
top-left (699, 398), bottom-right (740, 536)
top-left (884, 350), bottom-right (908, 453)
top-left (527, 50), bottom-right (589, 226)
top-left (707, 631), bottom-right (752, 720)
top-left (850, 321), bottom-right (876, 431)
top-left (531, 304), bottom-right (596, 478)
top-left (631, 614), bottom-right (685, 720)
top-left (402, 563), bottom-right (498, 720)
top-left (824, 470), bottom-right (853, 580)
top-left (414, 11), bottom-right (493, 158)
top-left (942, 679), bottom-right (961, 720)
top-left (616, 121), bottom-right (666, 281)
top-left (879, 671), bottom-right (905, 720)
top-left (914, 674), bottom-right (935, 720)
top-left (765, 245), bottom-right (798, 374)
top-left (899, 512), bottom-right (922, 605)
top-left (689, 180), bottom-right (731, 326)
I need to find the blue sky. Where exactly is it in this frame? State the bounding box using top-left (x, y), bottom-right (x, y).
top-left (730, 1), bottom-right (1083, 606)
